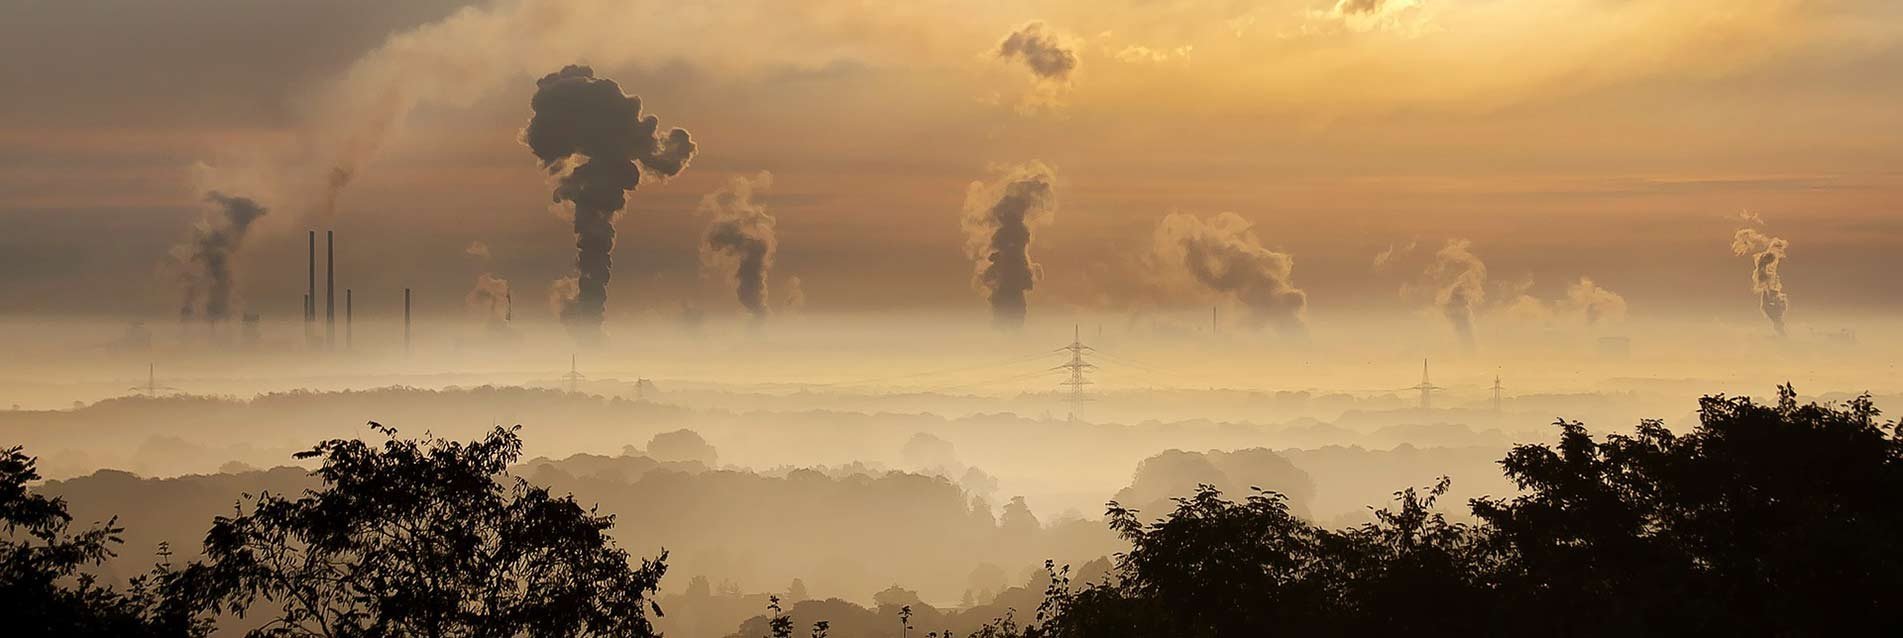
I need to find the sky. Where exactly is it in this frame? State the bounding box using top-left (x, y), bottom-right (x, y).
top-left (3, 0), bottom-right (1901, 334)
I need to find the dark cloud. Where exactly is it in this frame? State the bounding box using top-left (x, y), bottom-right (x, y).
top-left (997, 22), bottom-right (1078, 82)
top-left (961, 162), bottom-right (1058, 329)
top-left (175, 192), bottom-right (268, 323)
top-left (1732, 228), bottom-right (1790, 335)
top-left (1337, 0), bottom-right (1387, 16)
top-left (523, 64), bottom-right (697, 339)
top-left (699, 172), bottom-right (777, 319)
top-left (1153, 212), bottom-right (1308, 337)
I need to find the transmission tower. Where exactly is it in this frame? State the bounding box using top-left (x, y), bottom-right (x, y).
top-left (1491, 370), bottom-right (1504, 415)
top-left (129, 363), bottom-right (178, 397)
top-left (1407, 358), bottom-right (1442, 411)
top-left (1055, 325), bottom-right (1095, 420)
top-left (563, 354), bottom-right (587, 394)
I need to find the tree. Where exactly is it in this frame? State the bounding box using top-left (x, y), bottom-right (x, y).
top-left (194, 423), bottom-right (668, 637)
top-left (1473, 386), bottom-right (1903, 634)
top-left (0, 446), bottom-right (210, 637)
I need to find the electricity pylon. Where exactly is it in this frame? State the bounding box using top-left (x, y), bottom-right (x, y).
top-left (1055, 325), bottom-right (1095, 421)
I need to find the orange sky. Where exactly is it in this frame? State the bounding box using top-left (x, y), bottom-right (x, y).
top-left (1, 0), bottom-right (1900, 331)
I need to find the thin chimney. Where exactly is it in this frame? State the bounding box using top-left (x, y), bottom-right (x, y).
top-left (345, 288), bottom-right (353, 349)
top-left (325, 230), bottom-right (335, 348)
top-left (306, 230), bottom-right (316, 326)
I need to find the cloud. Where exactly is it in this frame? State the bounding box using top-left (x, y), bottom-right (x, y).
top-left (175, 192), bottom-right (269, 323)
top-left (465, 240), bottom-right (492, 260)
top-left (998, 21), bottom-right (1079, 82)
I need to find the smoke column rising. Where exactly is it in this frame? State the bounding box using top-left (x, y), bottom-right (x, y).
top-left (466, 273), bottom-right (512, 326)
top-left (523, 64), bottom-right (696, 338)
top-left (1429, 239), bottom-right (1487, 350)
top-left (699, 172), bottom-right (777, 319)
top-left (1731, 228), bottom-right (1790, 335)
top-left (1152, 212), bottom-right (1308, 337)
top-left (176, 192), bottom-right (269, 323)
top-left (960, 162), bottom-right (1058, 329)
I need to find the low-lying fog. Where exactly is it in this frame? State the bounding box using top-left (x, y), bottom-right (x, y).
top-left (3, 310), bottom-right (1896, 634)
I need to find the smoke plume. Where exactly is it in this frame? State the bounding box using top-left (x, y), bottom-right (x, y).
top-left (1563, 277), bottom-right (1628, 325)
top-left (465, 240), bottom-right (492, 260)
top-left (176, 192), bottom-right (269, 323)
top-left (961, 162), bottom-right (1058, 329)
top-left (998, 22), bottom-right (1079, 82)
top-left (699, 172), bottom-right (777, 319)
top-left (1428, 239), bottom-right (1487, 349)
top-left (523, 64), bottom-right (697, 338)
top-left (466, 273), bottom-right (512, 325)
top-left (1731, 228), bottom-right (1790, 335)
top-left (1152, 212), bottom-right (1308, 336)
top-left (782, 275), bottom-right (807, 313)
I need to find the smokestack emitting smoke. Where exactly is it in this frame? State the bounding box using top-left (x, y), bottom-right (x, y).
top-left (306, 231), bottom-right (316, 324)
top-left (403, 288), bottom-right (412, 353)
top-left (176, 192), bottom-right (268, 323)
top-left (523, 64), bottom-right (697, 339)
top-left (960, 162), bottom-right (1058, 329)
top-left (346, 288), bottom-right (353, 349)
top-left (466, 273), bottom-right (513, 326)
top-left (1430, 239), bottom-right (1487, 350)
top-left (1152, 212), bottom-right (1309, 337)
top-left (1731, 228), bottom-right (1790, 335)
top-left (699, 171), bottom-right (777, 319)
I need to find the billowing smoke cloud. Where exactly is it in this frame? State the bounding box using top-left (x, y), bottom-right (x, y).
top-left (998, 22), bottom-right (1079, 82)
top-left (466, 273), bottom-right (513, 325)
top-left (465, 240), bottom-right (492, 260)
top-left (1152, 212), bottom-right (1308, 336)
top-left (1563, 277), bottom-right (1628, 325)
top-left (1731, 228), bottom-right (1790, 335)
top-left (175, 192), bottom-right (269, 323)
top-left (523, 64), bottom-right (697, 339)
top-left (1372, 239), bottom-right (1417, 271)
top-left (699, 172), bottom-right (777, 319)
top-left (960, 162), bottom-right (1058, 329)
top-left (1428, 239), bottom-right (1487, 349)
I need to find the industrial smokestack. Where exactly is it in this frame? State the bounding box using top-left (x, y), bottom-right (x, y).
top-left (306, 231), bottom-right (316, 327)
top-left (403, 288), bottom-right (412, 354)
top-left (326, 230), bottom-right (335, 348)
top-left (346, 288), bottom-right (353, 349)
top-left (523, 64), bottom-right (697, 341)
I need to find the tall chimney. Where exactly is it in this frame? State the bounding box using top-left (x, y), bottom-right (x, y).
top-left (306, 231), bottom-right (316, 328)
top-left (345, 288), bottom-right (353, 349)
top-left (403, 288), bottom-right (412, 354)
top-left (325, 230), bottom-right (336, 348)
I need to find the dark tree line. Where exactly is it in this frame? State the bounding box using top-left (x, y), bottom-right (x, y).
top-left (973, 387), bottom-right (1903, 637)
top-left (7, 387), bottom-right (1903, 637)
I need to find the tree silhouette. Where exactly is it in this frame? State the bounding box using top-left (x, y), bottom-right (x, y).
top-left (0, 446), bottom-right (209, 637)
top-left (1473, 386), bottom-right (1903, 634)
top-left (192, 423), bottom-right (668, 637)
